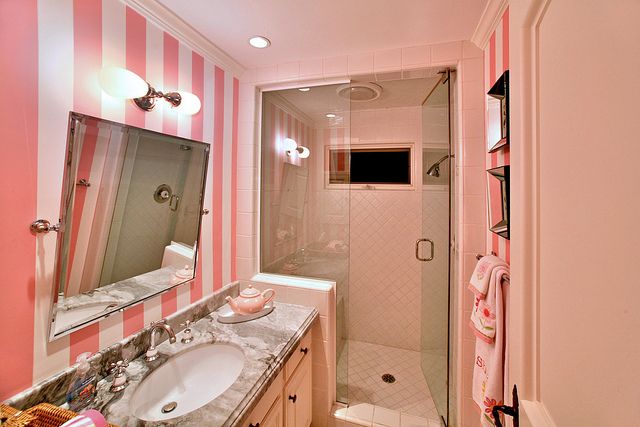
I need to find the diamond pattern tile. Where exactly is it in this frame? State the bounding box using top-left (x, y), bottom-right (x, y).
top-left (339, 340), bottom-right (441, 422)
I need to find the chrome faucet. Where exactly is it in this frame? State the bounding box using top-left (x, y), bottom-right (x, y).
top-left (145, 319), bottom-right (176, 362)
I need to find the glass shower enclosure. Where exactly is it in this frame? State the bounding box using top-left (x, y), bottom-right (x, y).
top-left (259, 71), bottom-right (455, 425)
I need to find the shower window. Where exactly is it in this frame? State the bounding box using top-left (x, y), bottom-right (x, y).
top-left (326, 143), bottom-right (414, 188)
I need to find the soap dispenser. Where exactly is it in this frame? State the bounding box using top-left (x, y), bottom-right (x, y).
top-left (66, 352), bottom-right (98, 412)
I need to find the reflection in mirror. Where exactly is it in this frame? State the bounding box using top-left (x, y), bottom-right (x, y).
top-left (487, 70), bottom-right (509, 152)
top-left (276, 162), bottom-right (309, 243)
top-left (487, 166), bottom-right (510, 239)
top-left (50, 113), bottom-right (209, 339)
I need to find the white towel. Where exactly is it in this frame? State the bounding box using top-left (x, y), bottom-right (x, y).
top-left (469, 255), bottom-right (507, 297)
top-left (471, 263), bottom-right (509, 426)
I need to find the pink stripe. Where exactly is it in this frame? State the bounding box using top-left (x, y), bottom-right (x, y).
top-left (162, 33), bottom-right (178, 136)
top-left (125, 7), bottom-right (146, 128)
top-left (69, 0), bottom-right (102, 361)
top-left (0, 0), bottom-right (38, 400)
top-left (73, 0), bottom-right (102, 117)
top-left (502, 7), bottom-right (510, 72)
top-left (160, 32), bottom-right (179, 313)
top-left (123, 304), bottom-right (144, 336)
top-left (231, 77), bottom-right (239, 281)
top-left (190, 53), bottom-right (204, 302)
top-left (213, 66), bottom-right (225, 290)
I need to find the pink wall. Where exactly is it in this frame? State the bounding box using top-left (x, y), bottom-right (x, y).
top-left (0, 0), bottom-right (240, 400)
top-left (485, 8), bottom-right (510, 262)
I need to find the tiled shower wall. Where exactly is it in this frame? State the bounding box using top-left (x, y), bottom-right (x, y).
top-left (348, 106), bottom-right (423, 351)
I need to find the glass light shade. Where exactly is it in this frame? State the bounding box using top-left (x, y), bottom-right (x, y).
top-left (283, 138), bottom-right (298, 152)
top-left (173, 91), bottom-right (202, 115)
top-left (297, 146), bottom-right (310, 158)
top-left (99, 67), bottom-right (148, 99)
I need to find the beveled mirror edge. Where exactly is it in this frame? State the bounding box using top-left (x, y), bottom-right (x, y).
top-left (486, 165), bottom-right (510, 241)
top-left (47, 112), bottom-right (211, 341)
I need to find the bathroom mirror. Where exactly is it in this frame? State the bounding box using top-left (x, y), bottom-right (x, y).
top-left (487, 165), bottom-right (510, 239)
top-left (48, 112), bottom-right (209, 340)
top-left (487, 70), bottom-right (509, 152)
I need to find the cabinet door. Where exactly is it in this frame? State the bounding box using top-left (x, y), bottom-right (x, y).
top-left (262, 395), bottom-right (284, 427)
top-left (285, 354), bottom-right (312, 427)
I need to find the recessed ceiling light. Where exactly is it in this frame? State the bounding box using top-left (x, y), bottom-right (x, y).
top-left (298, 87), bottom-right (310, 92)
top-left (248, 36), bottom-right (271, 49)
top-left (325, 113), bottom-right (337, 118)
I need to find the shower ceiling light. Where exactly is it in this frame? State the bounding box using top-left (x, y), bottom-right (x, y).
top-left (99, 67), bottom-right (201, 115)
top-left (337, 82), bottom-right (382, 102)
top-left (325, 113), bottom-right (337, 118)
top-left (249, 36), bottom-right (271, 48)
top-left (299, 87), bottom-right (311, 92)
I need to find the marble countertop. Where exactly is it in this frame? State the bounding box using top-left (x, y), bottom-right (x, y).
top-left (95, 302), bottom-right (317, 427)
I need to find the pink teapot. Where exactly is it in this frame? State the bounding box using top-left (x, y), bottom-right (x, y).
top-left (225, 285), bottom-right (275, 314)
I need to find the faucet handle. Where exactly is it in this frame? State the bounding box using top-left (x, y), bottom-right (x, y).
top-left (180, 320), bottom-right (194, 344)
top-left (108, 359), bottom-right (129, 393)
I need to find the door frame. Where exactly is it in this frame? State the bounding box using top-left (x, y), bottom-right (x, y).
top-left (509, 0), bottom-right (556, 424)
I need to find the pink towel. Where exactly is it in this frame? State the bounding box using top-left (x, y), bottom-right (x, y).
top-left (469, 255), bottom-right (507, 297)
top-left (470, 260), bottom-right (509, 426)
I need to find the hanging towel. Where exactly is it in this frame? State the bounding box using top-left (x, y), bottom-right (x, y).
top-left (470, 263), bottom-right (509, 426)
top-left (470, 265), bottom-right (510, 343)
top-left (469, 255), bottom-right (507, 297)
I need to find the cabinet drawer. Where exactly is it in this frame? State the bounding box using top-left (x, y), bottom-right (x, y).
top-left (243, 370), bottom-right (284, 427)
top-left (284, 331), bottom-right (311, 381)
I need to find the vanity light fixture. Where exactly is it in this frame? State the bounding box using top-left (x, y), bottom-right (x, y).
top-left (283, 137), bottom-right (310, 159)
top-left (249, 36), bottom-right (271, 49)
top-left (99, 67), bottom-right (201, 115)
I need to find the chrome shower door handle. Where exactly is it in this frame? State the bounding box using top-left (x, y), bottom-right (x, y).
top-left (415, 238), bottom-right (434, 262)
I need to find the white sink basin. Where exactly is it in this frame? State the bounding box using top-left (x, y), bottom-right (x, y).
top-left (130, 343), bottom-right (245, 421)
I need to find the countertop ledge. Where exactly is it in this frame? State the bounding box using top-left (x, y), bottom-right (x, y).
top-left (98, 302), bottom-right (317, 427)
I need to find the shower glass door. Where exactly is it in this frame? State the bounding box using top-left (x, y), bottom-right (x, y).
top-left (419, 70), bottom-right (452, 425)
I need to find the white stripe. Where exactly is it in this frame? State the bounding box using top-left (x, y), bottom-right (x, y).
top-left (176, 42), bottom-right (192, 140)
top-left (101, 0), bottom-right (125, 123)
top-left (144, 295), bottom-right (163, 325)
top-left (34, 0), bottom-right (74, 383)
top-left (176, 43), bottom-right (193, 310)
top-left (201, 60), bottom-right (215, 295)
top-left (494, 23), bottom-right (503, 81)
top-left (144, 22), bottom-right (163, 132)
top-left (222, 72), bottom-right (234, 285)
top-left (98, 311), bottom-right (123, 349)
top-left (67, 127), bottom-right (111, 296)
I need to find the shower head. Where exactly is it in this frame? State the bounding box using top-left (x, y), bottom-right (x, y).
top-left (426, 154), bottom-right (453, 178)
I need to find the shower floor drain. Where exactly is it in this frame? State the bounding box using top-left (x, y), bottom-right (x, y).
top-left (381, 373), bottom-right (396, 383)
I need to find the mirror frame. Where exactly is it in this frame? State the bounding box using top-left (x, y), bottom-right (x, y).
top-left (487, 165), bottom-right (510, 240)
top-left (487, 70), bottom-right (509, 153)
top-left (48, 112), bottom-right (210, 340)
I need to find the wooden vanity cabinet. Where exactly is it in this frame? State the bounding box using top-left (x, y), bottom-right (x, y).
top-left (242, 331), bottom-right (312, 427)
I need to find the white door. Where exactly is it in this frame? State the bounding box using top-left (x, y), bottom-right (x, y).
top-left (509, 0), bottom-right (640, 425)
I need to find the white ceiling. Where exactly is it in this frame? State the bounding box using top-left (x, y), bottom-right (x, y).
top-left (272, 75), bottom-right (442, 124)
top-left (156, 0), bottom-right (487, 68)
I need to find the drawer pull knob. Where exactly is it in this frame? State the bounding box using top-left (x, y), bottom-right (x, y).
top-left (288, 394), bottom-right (297, 403)
top-left (300, 347), bottom-right (308, 355)
top-left (249, 424), bottom-right (260, 427)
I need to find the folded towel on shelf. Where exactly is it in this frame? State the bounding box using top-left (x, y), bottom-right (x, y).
top-left (469, 255), bottom-right (508, 297)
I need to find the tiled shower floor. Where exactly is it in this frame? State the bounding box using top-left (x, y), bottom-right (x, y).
top-left (337, 340), bottom-right (441, 423)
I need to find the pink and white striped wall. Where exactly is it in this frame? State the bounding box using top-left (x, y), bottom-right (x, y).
top-left (0, 0), bottom-right (242, 401)
top-left (484, 7), bottom-right (510, 263)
